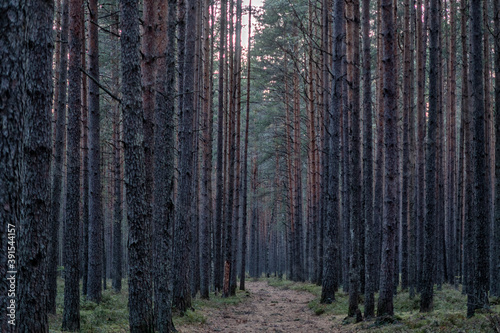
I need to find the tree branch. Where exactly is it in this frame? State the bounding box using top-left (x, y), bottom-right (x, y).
top-left (80, 67), bottom-right (121, 103)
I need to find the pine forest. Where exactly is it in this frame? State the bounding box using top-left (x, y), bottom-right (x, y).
top-left (2, 0), bottom-right (500, 331)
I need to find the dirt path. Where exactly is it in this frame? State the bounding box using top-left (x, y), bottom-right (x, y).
top-left (179, 280), bottom-right (342, 332)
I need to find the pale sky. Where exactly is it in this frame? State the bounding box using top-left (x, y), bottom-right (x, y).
top-left (241, 0), bottom-right (263, 50)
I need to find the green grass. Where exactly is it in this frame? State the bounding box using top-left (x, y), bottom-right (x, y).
top-left (49, 279), bottom-right (129, 332)
top-left (265, 277), bottom-right (500, 332)
top-left (49, 278), bottom-right (246, 332)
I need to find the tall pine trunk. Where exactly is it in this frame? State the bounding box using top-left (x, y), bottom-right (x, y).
top-left (48, 0), bottom-right (68, 313)
top-left (468, 0), bottom-right (490, 317)
top-left (87, 0), bottom-right (103, 303)
top-left (377, 0), bottom-right (397, 316)
top-left (120, 0), bottom-right (154, 329)
top-left (62, 0), bottom-right (83, 328)
top-left (18, 1), bottom-right (54, 331)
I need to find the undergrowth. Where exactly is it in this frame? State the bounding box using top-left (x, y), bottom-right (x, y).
top-left (48, 278), bottom-right (245, 332)
top-left (266, 276), bottom-right (500, 332)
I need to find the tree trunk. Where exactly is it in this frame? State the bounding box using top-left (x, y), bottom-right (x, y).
top-left (87, 0), bottom-right (103, 303)
top-left (492, 0), bottom-right (500, 298)
top-left (362, 0), bottom-right (374, 318)
top-left (18, 1), bottom-right (54, 331)
top-left (111, 4), bottom-right (122, 294)
top-left (153, 0), bottom-right (176, 329)
top-left (47, 0), bottom-right (68, 314)
top-left (174, 0), bottom-right (197, 309)
top-left (377, 0), bottom-right (397, 317)
top-left (214, 0), bottom-right (227, 293)
top-left (420, 0), bottom-right (439, 313)
top-left (468, 0), bottom-right (490, 317)
top-left (62, 0), bottom-right (83, 329)
top-left (321, 0), bottom-right (341, 305)
top-left (240, 0), bottom-right (252, 291)
top-left (120, 0), bottom-right (154, 329)
top-left (200, 0), bottom-right (213, 298)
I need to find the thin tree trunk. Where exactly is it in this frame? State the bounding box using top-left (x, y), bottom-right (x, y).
top-left (214, 0), bottom-right (227, 293)
top-left (362, 0), bottom-right (374, 317)
top-left (240, 0), bottom-right (252, 291)
top-left (48, 0), bottom-right (68, 313)
top-left (492, 0), bottom-right (500, 298)
top-left (87, 0), bottom-right (103, 303)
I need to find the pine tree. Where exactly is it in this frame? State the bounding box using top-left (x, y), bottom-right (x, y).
top-left (120, 0), bottom-right (154, 329)
top-left (47, 0), bottom-right (68, 313)
top-left (18, 1), bottom-right (54, 331)
top-left (87, 0), bottom-right (103, 303)
top-left (377, 0), bottom-right (398, 316)
top-left (62, 0), bottom-right (83, 328)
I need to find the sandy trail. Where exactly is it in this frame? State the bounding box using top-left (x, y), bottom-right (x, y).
top-left (179, 280), bottom-right (341, 332)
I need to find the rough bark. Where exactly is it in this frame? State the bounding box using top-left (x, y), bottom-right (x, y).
top-left (468, 0), bottom-right (490, 317)
top-left (401, 0), bottom-right (411, 292)
top-left (420, 0), bottom-right (439, 313)
top-left (111, 5), bottom-right (122, 294)
top-left (62, 0), bottom-right (83, 329)
top-left (377, 0), bottom-right (397, 317)
top-left (153, 0), bottom-right (176, 329)
top-left (362, 0), bottom-right (374, 318)
top-left (240, 0), bottom-right (252, 291)
top-left (201, 0), bottom-right (213, 298)
top-left (174, 0), bottom-right (197, 309)
top-left (214, 0), bottom-right (227, 293)
top-left (120, 0), bottom-right (154, 329)
top-left (321, 0), bottom-right (341, 305)
top-left (493, 0), bottom-right (500, 298)
top-left (18, 1), bottom-right (54, 331)
top-left (87, 0), bottom-right (103, 303)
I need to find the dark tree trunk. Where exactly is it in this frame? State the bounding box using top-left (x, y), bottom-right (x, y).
top-left (400, 0), bottom-right (412, 292)
top-left (493, 0), bottom-right (500, 298)
top-left (240, 0), bottom-right (252, 291)
top-left (408, 0), bottom-right (417, 298)
top-left (111, 5), bottom-right (122, 294)
top-left (153, 0), bottom-right (176, 329)
top-left (468, 0), bottom-right (490, 317)
top-left (362, 0), bottom-right (374, 318)
top-left (0, 3), bottom-right (26, 332)
top-left (174, 0), bottom-right (197, 309)
top-left (321, 0), bottom-right (341, 305)
top-left (87, 0), bottom-right (103, 303)
top-left (214, 0), bottom-right (227, 293)
top-left (201, 0), bottom-right (213, 298)
top-left (18, 1), bottom-right (54, 331)
top-left (62, 0), bottom-right (83, 329)
top-left (47, 0), bottom-right (68, 314)
top-left (446, 0), bottom-right (457, 287)
top-left (141, 0), bottom-right (156, 301)
top-left (120, 0), bottom-right (154, 330)
top-left (420, 0), bottom-right (439, 313)
top-left (250, 156), bottom-right (259, 278)
top-left (373, 0), bottom-right (384, 293)
top-left (416, 0), bottom-right (428, 292)
top-left (377, 0), bottom-right (397, 317)
top-left (81, 13), bottom-right (89, 297)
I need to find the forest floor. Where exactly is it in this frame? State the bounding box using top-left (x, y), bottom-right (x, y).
top-left (48, 277), bottom-right (500, 332)
top-left (178, 279), bottom-right (339, 332)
